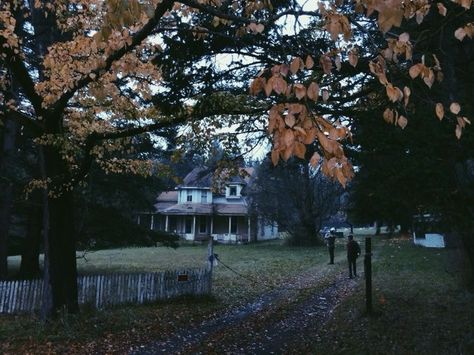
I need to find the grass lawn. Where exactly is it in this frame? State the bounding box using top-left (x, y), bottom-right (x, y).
top-left (1, 240), bottom-right (335, 353)
top-left (312, 237), bottom-right (474, 354)
top-left (1, 237), bottom-right (473, 354)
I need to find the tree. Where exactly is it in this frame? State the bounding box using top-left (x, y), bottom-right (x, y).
top-left (1, 0), bottom-right (473, 315)
top-left (250, 157), bottom-right (343, 246)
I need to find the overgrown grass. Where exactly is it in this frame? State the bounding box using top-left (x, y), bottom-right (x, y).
top-left (1, 240), bottom-right (337, 353)
top-left (312, 237), bottom-right (474, 354)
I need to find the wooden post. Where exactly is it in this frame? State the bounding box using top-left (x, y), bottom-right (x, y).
top-left (228, 216), bottom-right (232, 235)
top-left (364, 236), bottom-right (373, 314)
top-left (165, 215), bottom-right (169, 232)
top-left (207, 237), bottom-right (214, 292)
top-left (192, 216), bottom-right (196, 240)
top-left (247, 216), bottom-right (251, 243)
top-left (150, 214), bottom-right (154, 230)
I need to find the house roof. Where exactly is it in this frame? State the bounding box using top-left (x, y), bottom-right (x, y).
top-left (154, 191), bottom-right (178, 211)
top-left (180, 167), bottom-right (255, 188)
top-left (158, 203), bottom-right (248, 216)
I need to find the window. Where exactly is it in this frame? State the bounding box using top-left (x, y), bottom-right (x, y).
top-left (230, 217), bottom-right (237, 234)
top-left (185, 217), bottom-right (193, 234)
top-left (201, 190), bottom-right (207, 203)
top-left (186, 190), bottom-right (192, 202)
top-left (229, 186), bottom-right (237, 196)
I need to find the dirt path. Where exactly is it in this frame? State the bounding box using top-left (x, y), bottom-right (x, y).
top-left (130, 266), bottom-right (360, 354)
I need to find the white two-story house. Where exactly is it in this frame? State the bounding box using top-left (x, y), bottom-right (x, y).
top-left (147, 167), bottom-right (278, 243)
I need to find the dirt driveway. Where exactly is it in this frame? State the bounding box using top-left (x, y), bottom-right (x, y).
top-left (130, 265), bottom-right (360, 354)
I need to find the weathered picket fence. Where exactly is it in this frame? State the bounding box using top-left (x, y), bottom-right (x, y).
top-left (0, 268), bottom-right (211, 314)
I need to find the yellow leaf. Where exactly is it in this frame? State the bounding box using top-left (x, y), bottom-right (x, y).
top-left (294, 84), bottom-right (306, 100)
top-left (437, 3), bottom-right (447, 16)
top-left (272, 76), bottom-right (287, 95)
top-left (450, 102), bottom-right (461, 114)
top-left (294, 142), bottom-right (306, 159)
top-left (285, 114), bottom-right (296, 128)
top-left (398, 115), bottom-right (408, 129)
top-left (455, 124), bottom-right (462, 139)
top-left (265, 77), bottom-right (274, 97)
top-left (290, 57), bottom-right (302, 75)
top-left (383, 108), bottom-right (394, 124)
top-left (409, 64), bottom-right (422, 79)
top-left (319, 55), bottom-right (333, 74)
top-left (455, 27), bottom-right (467, 41)
top-left (435, 103), bottom-right (444, 120)
top-left (307, 82), bottom-right (319, 101)
top-left (309, 152), bottom-right (321, 167)
top-left (398, 32), bottom-right (410, 43)
top-left (403, 86), bottom-right (411, 107)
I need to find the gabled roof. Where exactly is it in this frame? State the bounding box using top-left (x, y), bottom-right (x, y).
top-left (180, 167), bottom-right (255, 188)
top-left (181, 167), bottom-right (213, 188)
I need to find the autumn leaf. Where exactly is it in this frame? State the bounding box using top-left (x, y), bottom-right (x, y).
top-left (290, 57), bottom-right (302, 74)
top-left (309, 152), bottom-right (321, 167)
top-left (398, 115), bottom-right (408, 129)
top-left (294, 142), bottom-right (306, 159)
top-left (409, 64), bottom-right (422, 78)
top-left (348, 48), bottom-right (358, 67)
top-left (319, 55), bottom-right (333, 74)
top-left (294, 84), bottom-right (306, 100)
top-left (455, 124), bottom-right (462, 139)
top-left (383, 108), bottom-right (394, 124)
top-left (437, 3), bottom-right (447, 16)
top-left (454, 27), bottom-right (467, 41)
top-left (435, 103), bottom-right (444, 120)
top-left (403, 86), bottom-right (411, 107)
top-left (307, 82), bottom-right (319, 101)
top-left (272, 76), bottom-right (287, 95)
top-left (322, 89), bottom-right (329, 102)
top-left (285, 114), bottom-right (296, 128)
top-left (450, 102), bottom-right (461, 114)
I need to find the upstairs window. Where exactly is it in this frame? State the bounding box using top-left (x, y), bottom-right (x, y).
top-left (201, 190), bottom-right (207, 203)
top-left (229, 186), bottom-right (237, 196)
top-left (187, 190), bottom-right (192, 202)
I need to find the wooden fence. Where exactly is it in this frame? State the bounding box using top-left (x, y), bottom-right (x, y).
top-left (0, 268), bottom-right (211, 314)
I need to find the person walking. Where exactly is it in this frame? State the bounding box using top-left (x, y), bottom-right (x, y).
top-left (347, 234), bottom-right (361, 278)
top-left (324, 227), bottom-right (336, 264)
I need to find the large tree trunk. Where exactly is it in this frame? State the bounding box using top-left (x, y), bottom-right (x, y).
top-left (0, 114), bottom-right (19, 279)
top-left (43, 145), bottom-right (79, 314)
top-left (19, 193), bottom-right (43, 279)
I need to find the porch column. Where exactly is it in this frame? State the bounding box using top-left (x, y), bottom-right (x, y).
top-left (137, 215), bottom-right (141, 225)
top-left (150, 214), bottom-right (154, 230)
top-left (165, 215), bottom-right (169, 232)
top-left (248, 216), bottom-right (251, 243)
top-left (228, 216), bottom-right (232, 235)
top-left (210, 216), bottom-right (214, 235)
top-left (193, 216), bottom-right (196, 239)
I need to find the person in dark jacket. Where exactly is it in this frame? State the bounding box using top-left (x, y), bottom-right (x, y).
top-left (324, 228), bottom-right (336, 264)
top-left (347, 234), bottom-right (361, 278)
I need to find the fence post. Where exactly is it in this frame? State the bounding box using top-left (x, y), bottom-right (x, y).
top-left (207, 236), bottom-right (214, 293)
top-left (364, 236), bottom-right (373, 314)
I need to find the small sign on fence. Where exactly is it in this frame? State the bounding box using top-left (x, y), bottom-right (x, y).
top-left (177, 274), bottom-right (189, 282)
